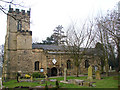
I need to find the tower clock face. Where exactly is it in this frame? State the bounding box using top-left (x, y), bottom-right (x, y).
top-left (52, 59), bottom-right (57, 64)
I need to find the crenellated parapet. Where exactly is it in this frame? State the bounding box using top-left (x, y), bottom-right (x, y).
top-left (8, 8), bottom-right (30, 17)
top-left (17, 30), bottom-right (32, 36)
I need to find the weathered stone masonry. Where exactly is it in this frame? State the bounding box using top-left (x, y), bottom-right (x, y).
top-left (3, 8), bottom-right (101, 79)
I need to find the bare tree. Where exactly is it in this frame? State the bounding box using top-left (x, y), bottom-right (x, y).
top-left (0, 0), bottom-right (30, 23)
top-left (0, 0), bottom-right (23, 13)
top-left (95, 5), bottom-right (120, 75)
top-left (66, 21), bottom-right (95, 77)
top-left (95, 19), bottom-right (110, 76)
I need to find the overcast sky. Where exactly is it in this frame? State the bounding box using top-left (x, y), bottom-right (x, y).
top-left (0, 0), bottom-right (119, 45)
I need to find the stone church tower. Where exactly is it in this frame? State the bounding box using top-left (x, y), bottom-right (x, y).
top-left (3, 7), bottom-right (33, 79)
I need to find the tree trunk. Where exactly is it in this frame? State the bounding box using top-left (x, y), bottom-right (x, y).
top-left (105, 59), bottom-right (109, 77)
top-left (117, 40), bottom-right (120, 72)
top-left (101, 66), bottom-right (104, 74)
top-left (76, 66), bottom-right (79, 77)
top-left (115, 62), bottom-right (120, 72)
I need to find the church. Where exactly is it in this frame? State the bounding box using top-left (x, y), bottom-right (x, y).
top-left (3, 7), bottom-right (101, 79)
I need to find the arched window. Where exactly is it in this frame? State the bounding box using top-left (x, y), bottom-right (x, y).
top-left (17, 20), bottom-right (22, 31)
top-left (85, 60), bottom-right (89, 68)
top-left (35, 61), bottom-right (39, 71)
top-left (67, 60), bottom-right (71, 69)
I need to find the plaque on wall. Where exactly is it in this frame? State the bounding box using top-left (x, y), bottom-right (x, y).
top-left (52, 59), bottom-right (57, 64)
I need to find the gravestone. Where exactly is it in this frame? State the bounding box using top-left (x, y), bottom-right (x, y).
top-left (88, 65), bottom-right (93, 81)
top-left (45, 74), bottom-right (48, 81)
top-left (103, 66), bottom-right (106, 72)
top-left (109, 66), bottom-right (112, 72)
top-left (83, 82), bottom-right (90, 87)
top-left (95, 66), bottom-right (98, 72)
top-left (64, 68), bottom-right (67, 82)
top-left (30, 76), bottom-right (33, 81)
top-left (74, 79), bottom-right (84, 86)
top-left (95, 70), bottom-right (101, 80)
top-left (40, 79), bottom-right (45, 84)
top-left (67, 79), bottom-right (74, 84)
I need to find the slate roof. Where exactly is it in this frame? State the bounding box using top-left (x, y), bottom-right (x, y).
top-left (32, 44), bottom-right (97, 55)
top-left (32, 44), bottom-right (66, 51)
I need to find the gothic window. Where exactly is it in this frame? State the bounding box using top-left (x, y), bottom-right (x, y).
top-left (17, 20), bottom-right (22, 31)
top-left (35, 61), bottom-right (39, 71)
top-left (85, 60), bottom-right (89, 68)
top-left (67, 60), bottom-right (71, 69)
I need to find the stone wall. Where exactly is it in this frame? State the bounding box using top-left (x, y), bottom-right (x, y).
top-left (31, 50), bottom-right (79, 76)
top-left (17, 31), bottom-right (32, 50)
top-left (8, 8), bottom-right (30, 31)
top-left (17, 50), bottom-right (33, 73)
top-left (32, 49), bottom-right (46, 72)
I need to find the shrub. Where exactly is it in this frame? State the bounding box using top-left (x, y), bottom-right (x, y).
top-left (40, 74), bottom-right (45, 78)
top-left (32, 72), bottom-right (40, 78)
top-left (32, 72), bottom-right (45, 78)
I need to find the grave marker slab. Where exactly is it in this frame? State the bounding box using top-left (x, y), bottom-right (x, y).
top-left (95, 70), bottom-right (101, 80)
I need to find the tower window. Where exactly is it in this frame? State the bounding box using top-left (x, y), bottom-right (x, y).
top-left (67, 60), bottom-right (71, 69)
top-left (17, 20), bottom-right (22, 31)
top-left (35, 61), bottom-right (39, 71)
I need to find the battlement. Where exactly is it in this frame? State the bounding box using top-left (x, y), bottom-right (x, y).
top-left (17, 30), bottom-right (32, 35)
top-left (9, 8), bottom-right (30, 17)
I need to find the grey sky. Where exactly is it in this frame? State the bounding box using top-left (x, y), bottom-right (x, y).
top-left (0, 0), bottom-right (119, 45)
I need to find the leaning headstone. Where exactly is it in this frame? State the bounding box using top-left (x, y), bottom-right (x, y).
top-left (64, 68), bottom-right (67, 82)
top-left (88, 65), bottom-right (93, 81)
top-left (95, 70), bottom-right (101, 80)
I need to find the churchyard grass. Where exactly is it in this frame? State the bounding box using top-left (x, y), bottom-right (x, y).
top-left (3, 76), bottom-right (119, 88)
top-left (3, 80), bottom-right (40, 88)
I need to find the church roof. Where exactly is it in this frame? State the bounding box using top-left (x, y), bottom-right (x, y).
top-left (32, 44), bottom-right (97, 55)
top-left (32, 44), bottom-right (66, 51)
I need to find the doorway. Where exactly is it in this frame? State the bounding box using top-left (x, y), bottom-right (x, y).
top-left (51, 67), bottom-right (57, 76)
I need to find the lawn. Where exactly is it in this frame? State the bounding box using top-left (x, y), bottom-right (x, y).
top-left (2, 76), bottom-right (119, 89)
